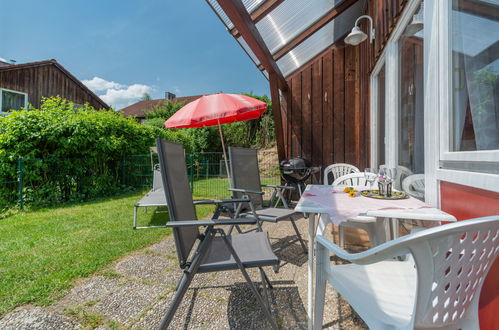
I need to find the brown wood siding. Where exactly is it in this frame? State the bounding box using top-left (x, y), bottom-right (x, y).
top-left (0, 64), bottom-right (107, 109)
top-left (269, 1), bottom-right (408, 182)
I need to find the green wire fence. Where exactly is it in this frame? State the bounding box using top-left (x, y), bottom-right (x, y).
top-left (0, 152), bottom-right (281, 212)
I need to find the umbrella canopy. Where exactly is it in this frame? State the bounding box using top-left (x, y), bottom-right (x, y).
top-left (164, 93), bottom-right (267, 128)
top-left (164, 93), bottom-right (268, 183)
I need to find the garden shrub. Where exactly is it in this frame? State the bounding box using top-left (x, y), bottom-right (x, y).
top-left (0, 96), bottom-right (195, 209)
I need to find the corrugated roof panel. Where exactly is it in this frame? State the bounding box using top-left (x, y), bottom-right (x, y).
top-left (276, 0), bottom-right (364, 77)
top-left (255, 0), bottom-right (344, 54)
top-left (207, 0), bottom-right (270, 30)
top-left (207, 0), bottom-right (234, 29)
top-left (243, 0), bottom-right (267, 13)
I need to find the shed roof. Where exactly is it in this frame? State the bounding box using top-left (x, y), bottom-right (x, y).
top-left (120, 95), bottom-right (203, 119)
top-left (120, 99), bottom-right (166, 118)
top-left (206, 0), bottom-right (365, 83)
top-left (0, 59), bottom-right (109, 109)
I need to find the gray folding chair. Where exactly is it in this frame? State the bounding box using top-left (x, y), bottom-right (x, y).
top-left (228, 147), bottom-right (307, 254)
top-left (155, 139), bottom-right (279, 330)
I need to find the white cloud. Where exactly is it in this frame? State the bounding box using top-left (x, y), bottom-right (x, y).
top-left (82, 76), bottom-right (152, 110)
top-left (82, 76), bottom-right (125, 92)
top-left (0, 57), bottom-right (9, 63)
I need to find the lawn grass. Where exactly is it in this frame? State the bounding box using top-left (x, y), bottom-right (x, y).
top-left (192, 176), bottom-right (280, 200)
top-left (0, 189), bottom-right (213, 317)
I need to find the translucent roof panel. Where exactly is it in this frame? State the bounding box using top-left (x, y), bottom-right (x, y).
top-left (256, 0), bottom-right (344, 54)
top-left (276, 0), bottom-right (364, 77)
top-left (242, 0), bottom-right (268, 13)
top-left (207, 0), bottom-right (234, 29)
top-left (207, 0), bottom-right (271, 30)
top-left (237, 36), bottom-right (261, 66)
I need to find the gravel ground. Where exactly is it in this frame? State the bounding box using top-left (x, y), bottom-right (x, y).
top-left (0, 216), bottom-right (367, 329)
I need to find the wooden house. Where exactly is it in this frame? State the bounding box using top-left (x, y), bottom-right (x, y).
top-left (0, 59), bottom-right (109, 113)
top-left (207, 0), bottom-right (499, 327)
top-left (120, 94), bottom-right (202, 122)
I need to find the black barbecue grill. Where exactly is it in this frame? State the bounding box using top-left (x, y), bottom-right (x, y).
top-left (279, 158), bottom-right (320, 198)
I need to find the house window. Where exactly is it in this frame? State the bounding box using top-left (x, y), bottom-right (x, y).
top-left (0, 88), bottom-right (28, 113)
top-left (398, 1), bottom-right (425, 174)
top-left (450, 0), bottom-right (499, 152)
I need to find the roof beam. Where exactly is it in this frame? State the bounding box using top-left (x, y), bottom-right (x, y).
top-left (218, 0), bottom-right (288, 90)
top-left (229, 0), bottom-right (284, 38)
top-left (272, 0), bottom-right (358, 61)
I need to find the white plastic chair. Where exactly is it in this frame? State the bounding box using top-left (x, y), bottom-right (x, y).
top-left (332, 173), bottom-right (381, 248)
top-left (402, 174), bottom-right (425, 200)
top-left (380, 164), bottom-right (413, 190)
top-left (323, 163), bottom-right (359, 185)
top-left (313, 216), bottom-right (499, 330)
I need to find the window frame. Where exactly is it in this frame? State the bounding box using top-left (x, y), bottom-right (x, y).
top-left (438, 0), bottom-right (499, 163)
top-left (0, 88), bottom-right (28, 114)
top-left (370, 52), bottom-right (386, 168)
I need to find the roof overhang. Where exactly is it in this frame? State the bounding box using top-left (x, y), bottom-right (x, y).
top-left (206, 0), bottom-right (366, 85)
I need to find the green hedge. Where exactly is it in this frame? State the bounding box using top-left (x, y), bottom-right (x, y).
top-left (0, 97), bottom-right (195, 209)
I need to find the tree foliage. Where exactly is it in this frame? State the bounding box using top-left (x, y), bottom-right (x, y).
top-left (142, 94), bottom-right (275, 152)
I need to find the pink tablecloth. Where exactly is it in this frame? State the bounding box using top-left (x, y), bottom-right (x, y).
top-left (296, 185), bottom-right (431, 226)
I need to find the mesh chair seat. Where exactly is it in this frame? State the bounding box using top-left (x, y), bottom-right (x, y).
top-left (240, 207), bottom-right (302, 223)
top-left (199, 232), bottom-right (279, 272)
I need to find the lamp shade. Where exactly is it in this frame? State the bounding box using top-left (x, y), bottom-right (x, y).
top-left (344, 26), bottom-right (367, 46)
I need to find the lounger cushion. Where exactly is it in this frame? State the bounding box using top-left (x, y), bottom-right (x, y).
top-left (198, 232), bottom-right (279, 272)
top-left (135, 189), bottom-right (167, 207)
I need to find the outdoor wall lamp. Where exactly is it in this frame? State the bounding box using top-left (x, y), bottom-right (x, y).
top-left (405, 2), bottom-right (424, 36)
top-left (344, 15), bottom-right (375, 46)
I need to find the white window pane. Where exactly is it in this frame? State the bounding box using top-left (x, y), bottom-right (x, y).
top-left (451, 0), bottom-right (499, 151)
top-left (1, 90), bottom-right (26, 112)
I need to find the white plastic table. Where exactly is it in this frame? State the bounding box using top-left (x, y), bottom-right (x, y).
top-left (294, 184), bottom-right (457, 330)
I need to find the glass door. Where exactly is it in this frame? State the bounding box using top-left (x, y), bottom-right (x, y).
top-left (373, 63), bottom-right (386, 168)
top-left (398, 2), bottom-right (425, 176)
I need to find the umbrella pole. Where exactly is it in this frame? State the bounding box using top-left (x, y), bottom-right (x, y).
top-left (218, 120), bottom-right (231, 185)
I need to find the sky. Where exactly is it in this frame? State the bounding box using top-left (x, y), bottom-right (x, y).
top-left (0, 0), bottom-right (269, 109)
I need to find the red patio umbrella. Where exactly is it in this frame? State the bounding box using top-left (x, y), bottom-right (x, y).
top-left (164, 93), bottom-right (267, 180)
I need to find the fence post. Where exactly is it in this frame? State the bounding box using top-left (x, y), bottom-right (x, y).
top-left (188, 154), bottom-right (194, 191)
top-left (17, 157), bottom-right (24, 210)
top-left (120, 156), bottom-right (126, 186)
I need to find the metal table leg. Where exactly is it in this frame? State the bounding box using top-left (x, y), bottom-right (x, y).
top-left (307, 213), bottom-right (316, 330)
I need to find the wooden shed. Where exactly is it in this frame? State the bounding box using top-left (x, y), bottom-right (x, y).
top-left (0, 59), bottom-right (109, 113)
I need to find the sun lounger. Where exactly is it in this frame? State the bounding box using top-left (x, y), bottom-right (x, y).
top-left (133, 168), bottom-right (168, 229)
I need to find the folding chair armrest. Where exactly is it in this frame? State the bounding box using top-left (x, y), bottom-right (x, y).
top-left (228, 188), bottom-right (265, 195)
top-left (261, 184), bottom-right (295, 190)
top-left (316, 234), bottom-right (411, 265)
top-left (165, 219), bottom-right (257, 228)
top-left (193, 198), bottom-right (250, 205)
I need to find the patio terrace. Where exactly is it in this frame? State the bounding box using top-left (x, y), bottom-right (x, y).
top-left (0, 216), bottom-right (366, 329)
